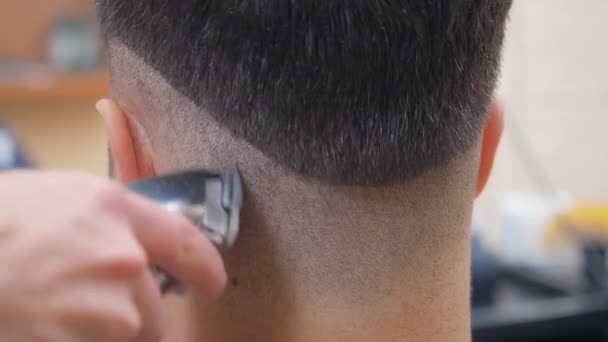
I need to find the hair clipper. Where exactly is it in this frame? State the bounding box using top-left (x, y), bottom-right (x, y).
top-left (0, 126), bottom-right (242, 294)
top-left (128, 167), bottom-right (242, 294)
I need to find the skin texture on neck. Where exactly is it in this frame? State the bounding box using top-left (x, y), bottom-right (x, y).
top-left (158, 152), bottom-right (476, 342)
top-left (158, 154), bottom-right (476, 342)
top-left (107, 43), bottom-right (484, 342)
top-left (152, 110), bottom-right (475, 342)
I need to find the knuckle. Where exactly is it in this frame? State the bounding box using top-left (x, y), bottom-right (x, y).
top-left (110, 309), bottom-right (143, 341)
top-left (53, 299), bottom-right (143, 341)
top-left (87, 228), bottom-right (148, 277)
top-left (89, 181), bottom-right (127, 212)
top-left (106, 245), bottom-right (148, 276)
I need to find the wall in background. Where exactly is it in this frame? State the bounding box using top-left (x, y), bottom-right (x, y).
top-left (478, 0), bottom-right (608, 236)
top-left (0, 1), bottom-right (94, 62)
top-left (0, 104), bottom-right (107, 175)
top-left (0, 1), bottom-right (106, 175)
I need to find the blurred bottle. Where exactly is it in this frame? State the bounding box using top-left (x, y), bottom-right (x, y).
top-left (47, 15), bottom-right (100, 73)
top-left (498, 192), bottom-right (577, 277)
top-left (0, 124), bottom-right (30, 170)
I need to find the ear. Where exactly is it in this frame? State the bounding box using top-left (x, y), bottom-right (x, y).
top-left (476, 97), bottom-right (504, 196)
top-left (96, 99), bottom-right (156, 183)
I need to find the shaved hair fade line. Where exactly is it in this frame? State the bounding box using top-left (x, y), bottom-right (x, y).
top-left (97, 0), bottom-right (512, 185)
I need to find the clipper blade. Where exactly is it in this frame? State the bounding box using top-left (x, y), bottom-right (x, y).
top-left (128, 166), bottom-right (242, 293)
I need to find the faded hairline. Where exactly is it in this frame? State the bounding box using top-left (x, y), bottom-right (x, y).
top-left (108, 41), bottom-right (483, 304)
top-left (98, 0), bottom-right (510, 186)
top-left (107, 40), bottom-right (484, 185)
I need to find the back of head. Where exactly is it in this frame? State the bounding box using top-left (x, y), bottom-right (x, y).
top-left (97, 0), bottom-right (511, 185)
top-left (97, 2), bottom-right (512, 340)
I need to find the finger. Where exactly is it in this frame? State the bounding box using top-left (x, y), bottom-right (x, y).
top-left (122, 191), bottom-right (227, 298)
top-left (49, 279), bottom-right (141, 342)
top-left (132, 270), bottom-right (166, 342)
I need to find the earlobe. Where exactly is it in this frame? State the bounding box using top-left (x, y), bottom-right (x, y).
top-left (97, 99), bottom-right (155, 183)
top-left (476, 98), bottom-right (504, 196)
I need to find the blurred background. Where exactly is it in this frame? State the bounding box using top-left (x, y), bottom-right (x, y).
top-left (1, 1), bottom-right (607, 341)
top-left (0, 1), bottom-right (107, 173)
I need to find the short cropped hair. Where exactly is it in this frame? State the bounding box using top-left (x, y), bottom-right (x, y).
top-left (97, 0), bottom-right (512, 184)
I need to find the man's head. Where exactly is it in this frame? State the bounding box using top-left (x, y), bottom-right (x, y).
top-left (95, 2), bottom-right (511, 340)
top-left (96, 0), bottom-right (509, 188)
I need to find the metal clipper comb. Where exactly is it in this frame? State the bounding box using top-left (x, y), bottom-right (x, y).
top-left (128, 167), bottom-right (242, 294)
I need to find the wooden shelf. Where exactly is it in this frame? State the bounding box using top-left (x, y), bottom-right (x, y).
top-left (0, 70), bottom-right (109, 104)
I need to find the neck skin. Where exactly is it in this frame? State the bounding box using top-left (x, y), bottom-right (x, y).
top-left (109, 43), bottom-right (478, 341)
top-left (157, 139), bottom-right (477, 342)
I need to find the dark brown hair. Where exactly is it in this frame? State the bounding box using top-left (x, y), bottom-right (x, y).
top-left (97, 0), bottom-right (512, 184)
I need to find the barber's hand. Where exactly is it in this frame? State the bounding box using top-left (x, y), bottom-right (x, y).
top-left (0, 171), bottom-right (227, 342)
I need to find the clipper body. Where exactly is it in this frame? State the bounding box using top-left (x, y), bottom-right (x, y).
top-left (128, 167), bottom-right (242, 293)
